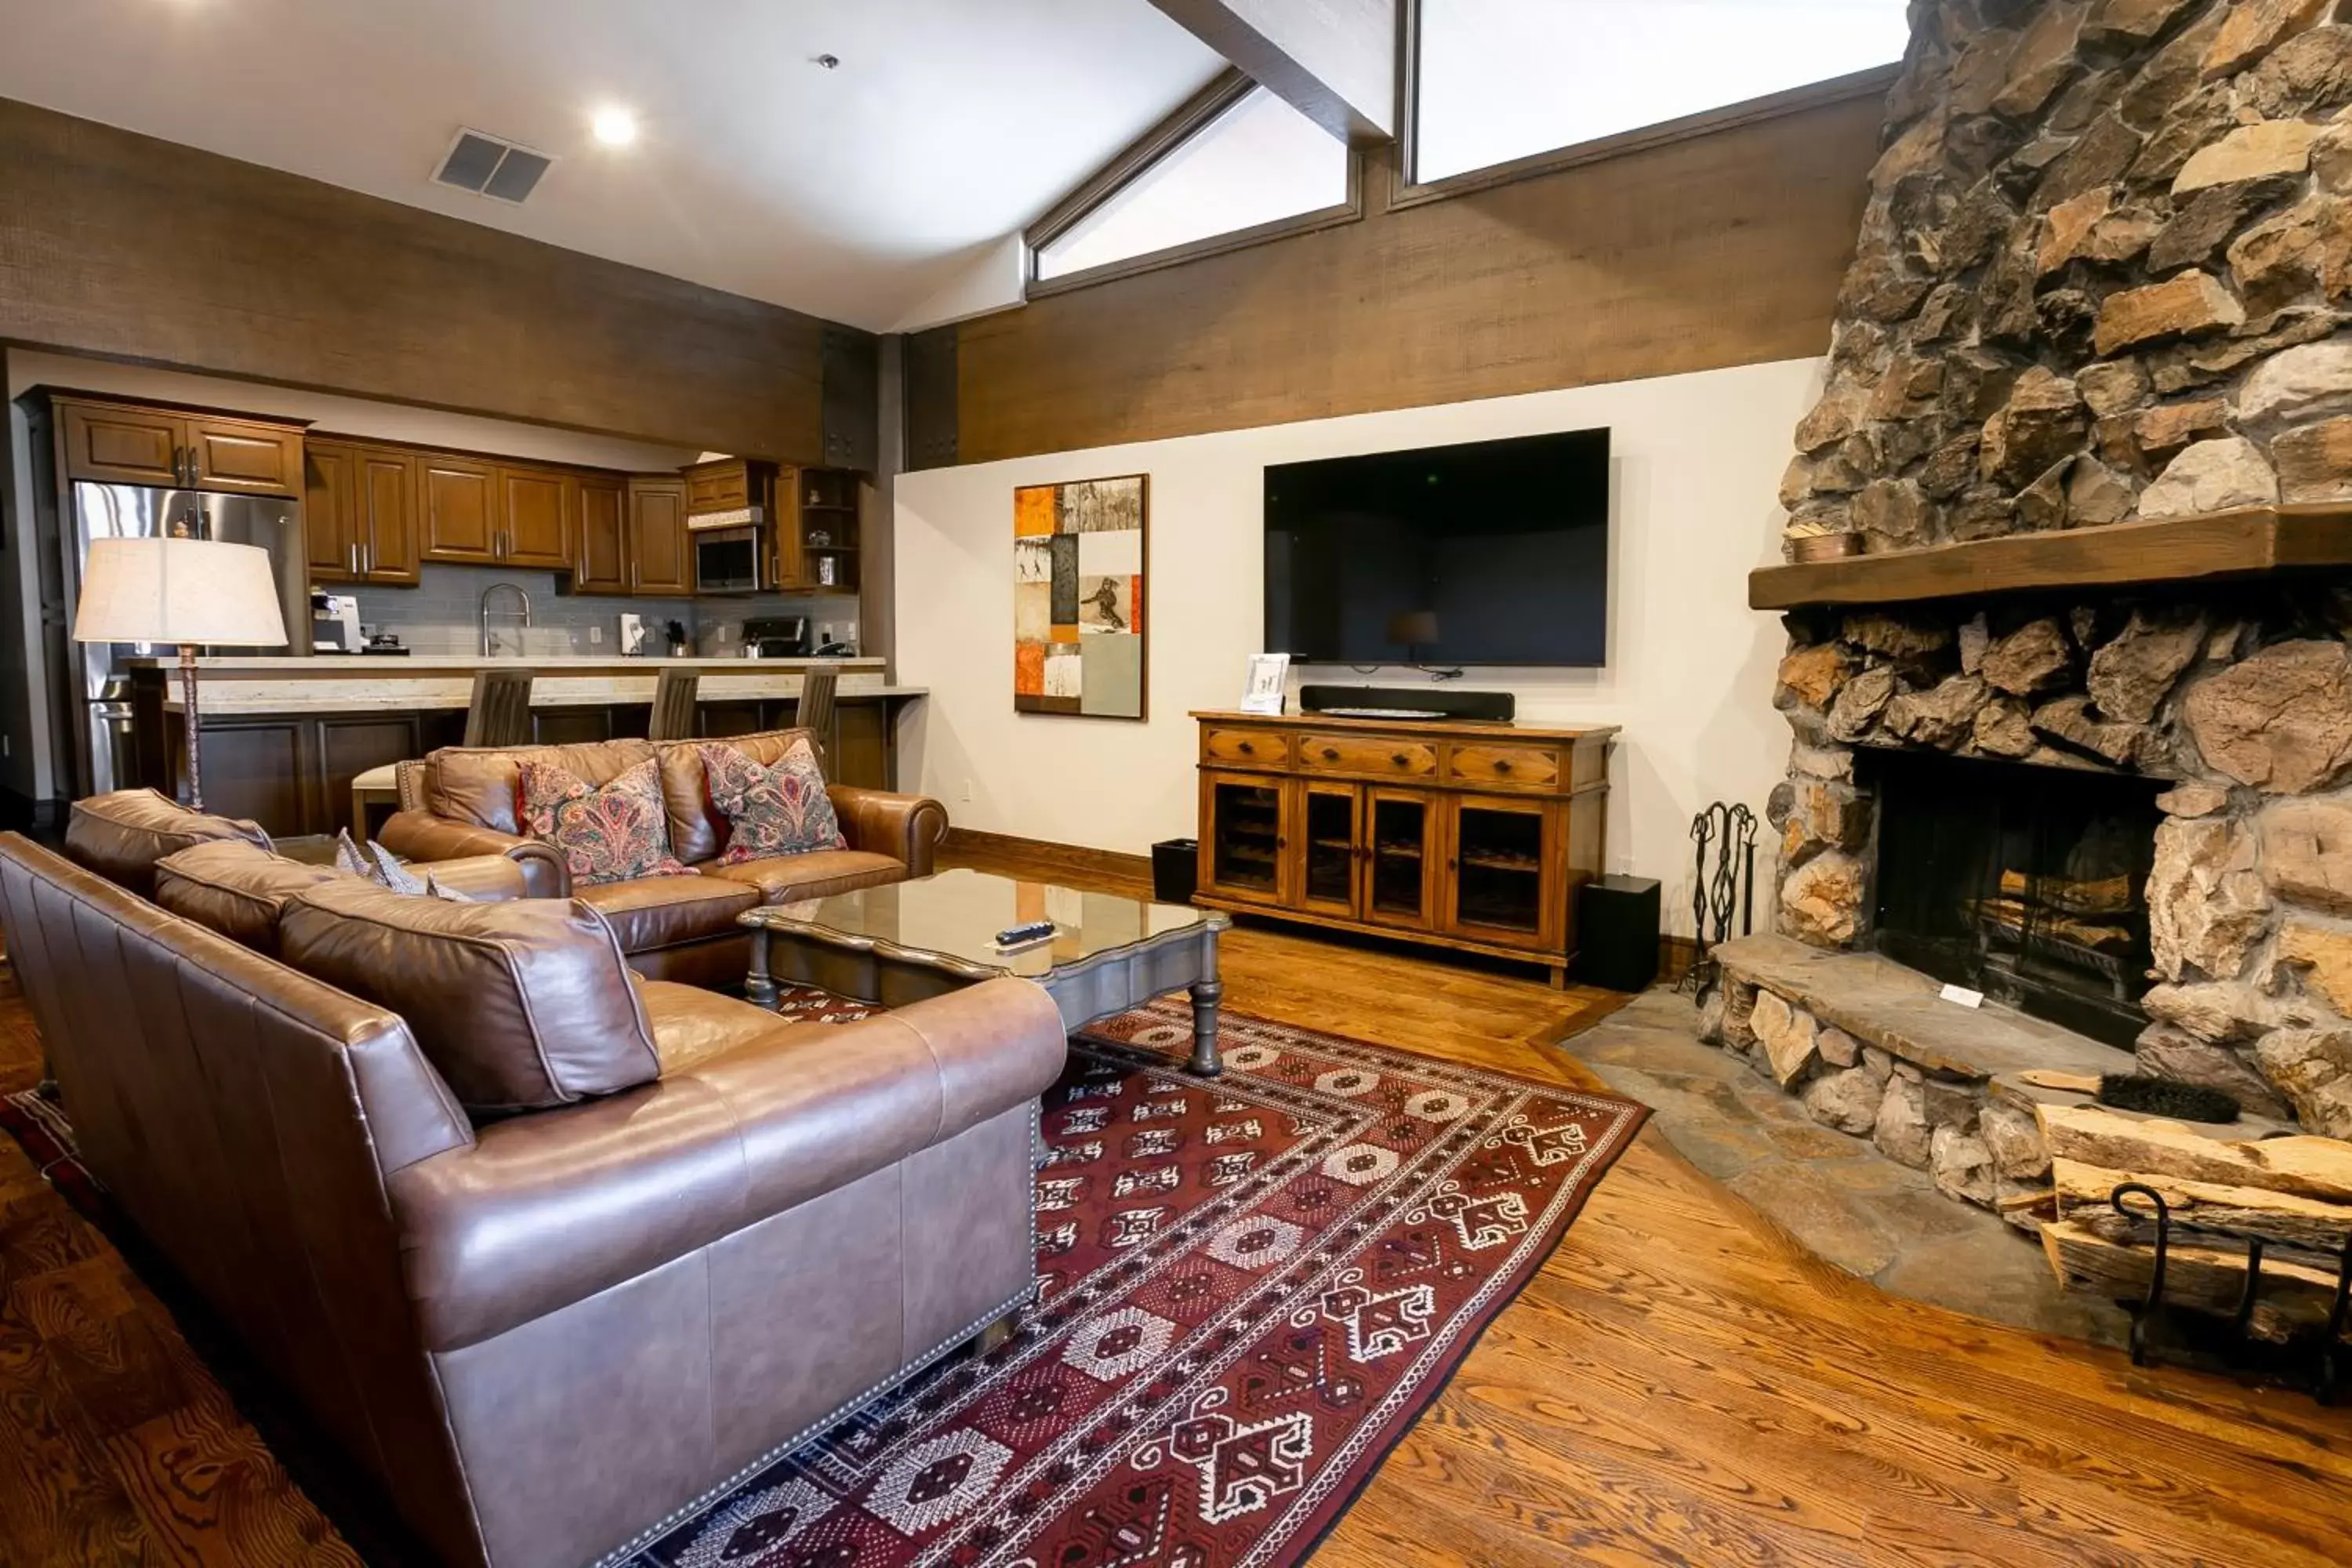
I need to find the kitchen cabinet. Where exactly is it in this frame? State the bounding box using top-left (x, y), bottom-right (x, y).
top-left (305, 439), bottom-right (419, 585)
top-left (421, 456), bottom-right (499, 561)
top-left (684, 458), bottom-right (759, 514)
top-left (629, 477), bottom-right (691, 595)
top-left (1193, 712), bottom-right (1616, 987)
top-left (55, 396), bottom-right (303, 495)
top-left (498, 465), bottom-right (573, 569)
top-left (775, 464), bottom-right (861, 594)
top-left (574, 476), bottom-right (630, 594)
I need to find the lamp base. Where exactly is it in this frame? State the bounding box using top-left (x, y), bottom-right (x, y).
top-left (180, 645), bottom-right (205, 814)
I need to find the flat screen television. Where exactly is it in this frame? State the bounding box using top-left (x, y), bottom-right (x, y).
top-left (1263, 428), bottom-right (1610, 667)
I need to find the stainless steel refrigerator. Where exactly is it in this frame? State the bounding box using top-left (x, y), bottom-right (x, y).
top-left (65, 483), bottom-right (307, 797)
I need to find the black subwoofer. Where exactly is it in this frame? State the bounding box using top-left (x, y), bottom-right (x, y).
top-left (1575, 875), bottom-right (1661, 993)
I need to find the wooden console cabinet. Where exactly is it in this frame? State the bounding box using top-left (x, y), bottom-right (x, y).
top-left (1192, 711), bottom-right (1615, 986)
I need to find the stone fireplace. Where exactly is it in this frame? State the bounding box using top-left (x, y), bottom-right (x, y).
top-left (1700, 0), bottom-right (2352, 1251)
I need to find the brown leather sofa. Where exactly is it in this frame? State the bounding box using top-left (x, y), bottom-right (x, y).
top-left (379, 729), bottom-right (949, 989)
top-left (0, 813), bottom-right (1063, 1568)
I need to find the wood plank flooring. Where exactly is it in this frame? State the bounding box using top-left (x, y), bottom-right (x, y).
top-left (0, 841), bottom-right (2344, 1566)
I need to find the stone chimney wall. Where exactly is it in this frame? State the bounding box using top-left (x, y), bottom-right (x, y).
top-left (1786, 0), bottom-right (2352, 549)
top-left (1766, 0), bottom-right (2352, 1136)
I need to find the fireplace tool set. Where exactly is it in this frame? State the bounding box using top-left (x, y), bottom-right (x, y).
top-left (2108, 1181), bottom-right (2352, 1403)
top-left (1681, 801), bottom-right (1756, 993)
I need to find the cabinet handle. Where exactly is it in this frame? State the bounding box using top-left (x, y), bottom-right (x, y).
top-left (1237, 741), bottom-right (1254, 755)
top-left (1390, 752), bottom-right (1409, 766)
top-left (1320, 746), bottom-right (1339, 761)
top-left (1494, 760), bottom-right (1512, 775)
top-left (348, 544), bottom-right (358, 574)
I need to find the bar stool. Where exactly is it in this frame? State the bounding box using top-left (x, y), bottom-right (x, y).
top-left (463, 667), bottom-right (536, 748)
top-left (796, 667), bottom-right (838, 766)
top-left (350, 669), bottom-right (536, 839)
top-left (648, 668), bottom-right (700, 741)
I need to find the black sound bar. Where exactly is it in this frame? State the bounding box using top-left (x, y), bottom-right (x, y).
top-left (1297, 685), bottom-right (1516, 723)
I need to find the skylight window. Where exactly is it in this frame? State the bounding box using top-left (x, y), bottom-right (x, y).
top-left (1414, 0), bottom-right (1913, 185)
top-left (1035, 85), bottom-right (1352, 284)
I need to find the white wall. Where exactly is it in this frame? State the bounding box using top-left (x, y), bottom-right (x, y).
top-left (894, 356), bottom-right (1822, 936)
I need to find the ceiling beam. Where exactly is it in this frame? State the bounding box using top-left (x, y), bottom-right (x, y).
top-left (1146, 0), bottom-right (1398, 145)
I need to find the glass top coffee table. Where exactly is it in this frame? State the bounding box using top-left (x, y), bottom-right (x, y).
top-left (738, 868), bottom-right (1232, 1076)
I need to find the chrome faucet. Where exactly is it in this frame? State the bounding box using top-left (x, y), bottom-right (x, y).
top-left (479, 582), bottom-right (532, 656)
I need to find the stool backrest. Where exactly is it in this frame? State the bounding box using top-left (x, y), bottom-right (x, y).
top-left (463, 669), bottom-right (535, 749)
top-left (648, 669), bottom-right (700, 742)
top-left (797, 669), bottom-right (838, 764)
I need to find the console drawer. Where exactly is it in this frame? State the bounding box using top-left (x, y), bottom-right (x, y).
top-left (1202, 728), bottom-right (1290, 767)
top-left (1448, 743), bottom-right (1563, 789)
top-left (1298, 734), bottom-right (1438, 778)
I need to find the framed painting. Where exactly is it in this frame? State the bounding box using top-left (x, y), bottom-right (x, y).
top-left (1013, 474), bottom-right (1148, 720)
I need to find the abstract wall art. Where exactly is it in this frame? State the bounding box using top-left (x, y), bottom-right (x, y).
top-left (1013, 474), bottom-right (1147, 719)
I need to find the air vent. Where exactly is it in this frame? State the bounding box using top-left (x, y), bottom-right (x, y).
top-left (434, 129), bottom-right (554, 204)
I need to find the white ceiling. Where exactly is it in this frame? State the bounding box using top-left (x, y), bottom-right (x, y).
top-left (0, 0), bottom-right (1227, 332)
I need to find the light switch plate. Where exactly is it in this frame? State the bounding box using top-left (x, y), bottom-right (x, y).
top-left (588, 625), bottom-right (603, 644)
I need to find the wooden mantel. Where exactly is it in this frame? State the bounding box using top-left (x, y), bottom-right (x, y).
top-left (1749, 506), bottom-right (2352, 611)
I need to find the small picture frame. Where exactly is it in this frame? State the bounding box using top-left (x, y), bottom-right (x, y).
top-left (1240, 653), bottom-right (1290, 716)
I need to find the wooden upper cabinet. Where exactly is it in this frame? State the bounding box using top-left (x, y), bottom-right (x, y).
top-left (185, 417), bottom-right (303, 495)
top-left (574, 476), bottom-right (629, 594)
top-left (355, 448), bottom-right (419, 584)
top-left (628, 477), bottom-right (691, 595)
top-left (498, 466), bottom-right (572, 569)
top-left (303, 441), bottom-right (359, 581)
top-left (420, 456), bottom-right (499, 562)
top-left (684, 459), bottom-right (753, 514)
top-left (54, 397), bottom-right (303, 495)
top-left (59, 401), bottom-right (184, 487)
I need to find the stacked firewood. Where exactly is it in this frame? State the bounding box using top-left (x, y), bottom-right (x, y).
top-left (2036, 1103), bottom-right (2352, 1343)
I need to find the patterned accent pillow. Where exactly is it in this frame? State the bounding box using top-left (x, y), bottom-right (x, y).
top-left (700, 739), bottom-right (846, 864)
top-left (519, 756), bottom-right (693, 886)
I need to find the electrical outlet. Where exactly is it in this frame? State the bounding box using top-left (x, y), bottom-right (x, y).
top-left (588, 625), bottom-right (603, 645)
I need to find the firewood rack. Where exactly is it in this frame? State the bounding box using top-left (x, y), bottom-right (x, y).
top-left (2110, 1182), bottom-right (2352, 1403)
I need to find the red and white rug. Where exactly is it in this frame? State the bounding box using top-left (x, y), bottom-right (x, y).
top-left (1, 995), bottom-right (1646, 1568)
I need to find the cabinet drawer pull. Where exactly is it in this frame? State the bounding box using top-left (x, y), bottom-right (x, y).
top-left (1390, 752), bottom-right (1409, 766)
top-left (1238, 741), bottom-right (1255, 755)
top-left (1321, 746), bottom-right (1339, 761)
top-left (1494, 760), bottom-right (1512, 774)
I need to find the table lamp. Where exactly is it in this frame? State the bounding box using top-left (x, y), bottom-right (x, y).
top-left (73, 537), bottom-right (288, 811)
top-left (1387, 610), bottom-right (1441, 663)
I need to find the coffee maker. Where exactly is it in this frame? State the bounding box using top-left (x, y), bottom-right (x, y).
top-left (742, 615), bottom-right (811, 658)
top-left (312, 590), bottom-right (362, 652)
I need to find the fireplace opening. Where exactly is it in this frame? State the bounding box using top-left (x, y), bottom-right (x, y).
top-left (1865, 751), bottom-right (2165, 1051)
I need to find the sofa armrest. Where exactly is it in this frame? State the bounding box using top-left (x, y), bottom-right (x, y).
top-left (828, 786), bottom-right (949, 876)
top-left (378, 812), bottom-right (568, 897)
top-left (414, 851), bottom-right (539, 902)
top-left (388, 977), bottom-right (1065, 1351)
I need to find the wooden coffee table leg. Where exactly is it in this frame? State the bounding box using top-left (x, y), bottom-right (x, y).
top-left (1188, 928), bottom-right (1223, 1077)
top-left (744, 927), bottom-right (779, 1010)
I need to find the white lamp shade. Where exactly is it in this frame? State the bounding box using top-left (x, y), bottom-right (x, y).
top-left (73, 537), bottom-right (288, 648)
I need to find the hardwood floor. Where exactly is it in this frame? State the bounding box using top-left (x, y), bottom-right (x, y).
top-left (0, 844), bottom-right (2346, 1566)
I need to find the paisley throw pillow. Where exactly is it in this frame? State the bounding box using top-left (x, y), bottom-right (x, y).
top-left (519, 756), bottom-right (692, 886)
top-left (701, 739), bottom-right (846, 863)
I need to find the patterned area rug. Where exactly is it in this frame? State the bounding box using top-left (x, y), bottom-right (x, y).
top-left (0, 994), bottom-right (1646, 1568)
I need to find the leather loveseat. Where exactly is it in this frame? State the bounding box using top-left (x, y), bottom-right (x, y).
top-left (378, 728), bottom-right (948, 989)
top-left (0, 800), bottom-right (1064, 1568)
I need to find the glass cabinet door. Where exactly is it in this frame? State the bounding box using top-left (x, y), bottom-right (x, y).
top-left (1363, 789), bottom-right (1437, 930)
top-left (1202, 774), bottom-right (1286, 902)
top-left (1293, 781), bottom-right (1360, 917)
top-left (1444, 797), bottom-right (1559, 949)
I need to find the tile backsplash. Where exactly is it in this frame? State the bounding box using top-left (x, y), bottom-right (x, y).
top-left (343, 566), bottom-right (860, 657)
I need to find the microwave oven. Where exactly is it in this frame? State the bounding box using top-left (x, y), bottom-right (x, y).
top-left (689, 508), bottom-right (770, 595)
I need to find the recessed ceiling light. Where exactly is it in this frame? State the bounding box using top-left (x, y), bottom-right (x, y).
top-left (590, 107), bottom-right (638, 147)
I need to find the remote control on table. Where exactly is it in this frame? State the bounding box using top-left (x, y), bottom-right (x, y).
top-left (993, 920), bottom-right (1057, 950)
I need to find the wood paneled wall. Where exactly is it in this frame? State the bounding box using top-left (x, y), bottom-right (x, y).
top-left (0, 96), bottom-right (830, 459)
top-left (951, 91), bottom-right (1886, 464)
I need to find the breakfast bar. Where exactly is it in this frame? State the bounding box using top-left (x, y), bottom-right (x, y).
top-left (122, 655), bottom-right (927, 839)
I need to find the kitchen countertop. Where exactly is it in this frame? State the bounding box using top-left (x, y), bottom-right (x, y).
top-left (130, 655), bottom-right (888, 673)
top-left (130, 655), bottom-right (926, 717)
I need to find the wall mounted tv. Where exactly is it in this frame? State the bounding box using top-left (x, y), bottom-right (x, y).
top-left (1263, 428), bottom-right (1610, 668)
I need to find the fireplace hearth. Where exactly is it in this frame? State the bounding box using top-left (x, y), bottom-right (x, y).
top-left (1868, 751), bottom-right (2165, 1051)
